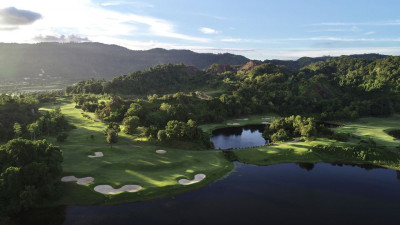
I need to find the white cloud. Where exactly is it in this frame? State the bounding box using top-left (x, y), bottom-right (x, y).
top-left (310, 20), bottom-right (400, 26)
top-left (221, 38), bottom-right (242, 42)
top-left (0, 0), bottom-right (209, 43)
top-left (364, 31), bottom-right (375, 35)
top-left (285, 37), bottom-right (400, 42)
top-left (309, 26), bottom-right (361, 33)
top-left (100, 1), bottom-right (154, 8)
top-left (199, 27), bottom-right (219, 34)
top-left (0, 7), bottom-right (42, 25)
top-left (34, 34), bottom-right (90, 42)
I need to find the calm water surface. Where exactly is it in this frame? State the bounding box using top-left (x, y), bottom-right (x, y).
top-left (210, 124), bottom-right (268, 149)
top-left (20, 162), bottom-right (400, 225)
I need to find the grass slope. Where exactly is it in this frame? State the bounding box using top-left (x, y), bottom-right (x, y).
top-left (40, 98), bottom-right (232, 205)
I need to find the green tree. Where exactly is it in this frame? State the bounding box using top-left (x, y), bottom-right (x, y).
top-left (157, 130), bottom-right (167, 141)
top-left (0, 139), bottom-right (63, 215)
top-left (106, 130), bottom-right (118, 149)
top-left (13, 123), bottom-right (23, 138)
top-left (122, 116), bottom-right (139, 134)
top-left (27, 122), bottom-right (40, 140)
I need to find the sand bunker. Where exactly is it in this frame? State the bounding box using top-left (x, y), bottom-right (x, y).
top-left (353, 133), bottom-right (362, 136)
top-left (395, 139), bottom-right (400, 143)
top-left (262, 117), bottom-right (271, 120)
top-left (179, 174), bottom-right (206, 185)
top-left (261, 122), bottom-right (269, 125)
top-left (156, 149), bottom-right (167, 154)
top-left (61, 176), bottom-right (94, 185)
top-left (88, 152), bottom-right (104, 158)
top-left (236, 118), bottom-right (249, 121)
top-left (94, 185), bottom-right (142, 194)
top-left (227, 123), bottom-right (240, 126)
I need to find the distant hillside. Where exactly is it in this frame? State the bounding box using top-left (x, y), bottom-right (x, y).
top-left (0, 42), bottom-right (249, 82)
top-left (264, 54), bottom-right (387, 70)
top-left (66, 64), bottom-right (215, 95)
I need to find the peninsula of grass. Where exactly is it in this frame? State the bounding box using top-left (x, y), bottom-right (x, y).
top-left (232, 115), bottom-right (400, 170)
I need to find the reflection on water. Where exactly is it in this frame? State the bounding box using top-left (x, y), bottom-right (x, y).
top-left (297, 162), bottom-right (315, 171)
top-left (17, 162), bottom-right (400, 225)
top-left (16, 205), bottom-right (66, 225)
top-left (210, 124), bottom-right (268, 149)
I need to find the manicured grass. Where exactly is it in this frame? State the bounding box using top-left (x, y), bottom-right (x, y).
top-left (199, 114), bottom-right (279, 135)
top-left (234, 138), bottom-right (340, 165)
top-left (334, 115), bottom-right (400, 150)
top-left (40, 97), bottom-right (233, 205)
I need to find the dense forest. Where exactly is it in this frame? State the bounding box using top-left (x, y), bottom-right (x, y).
top-left (70, 55), bottom-right (400, 123)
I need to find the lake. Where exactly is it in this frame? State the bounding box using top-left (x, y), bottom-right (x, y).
top-left (19, 162), bottom-right (400, 225)
top-left (210, 124), bottom-right (268, 149)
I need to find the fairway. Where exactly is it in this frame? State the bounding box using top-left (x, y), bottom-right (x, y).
top-left (40, 98), bottom-right (233, 205)
top-left (334, 115), bottom-right (400, 149)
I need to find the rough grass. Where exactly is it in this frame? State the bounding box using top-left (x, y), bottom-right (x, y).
top-left (40, 97), bottom-right (233, 205)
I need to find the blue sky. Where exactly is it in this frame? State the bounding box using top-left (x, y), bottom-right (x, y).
top-left (0, 0), bottom-right (399, 59)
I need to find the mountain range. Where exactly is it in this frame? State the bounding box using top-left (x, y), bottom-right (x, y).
top-left (0, 42), bottom-right (388, 83)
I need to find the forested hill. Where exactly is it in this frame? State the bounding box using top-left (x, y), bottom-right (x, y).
top-left (264, 53), bottom-right (387, 70)
top-left (0, 42), bottom-right (249, 82)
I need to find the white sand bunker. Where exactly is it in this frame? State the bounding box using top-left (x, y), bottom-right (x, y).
top-left (236, 118), bottom-right (249, 121)
top-left (61, 176), bottom-right (94, 185)
top-left (179, 174), bottom-right (206, 185)
top-left (395, 139), bottom-right (400, 143)
top-left (94, 185), bottom-right (142, 194)
top-left (353, 133), bottom-right (362, 136)
top-left (261, 122), bottom-right (269, 125)
top-left (262, 117), bottom-right (271, 120)
top-left (156, 149), bottom-right (167, 154)
top-left (88, 152), bottom-right (104, 158)
top-left (227, 123), bottom-right (240, 126)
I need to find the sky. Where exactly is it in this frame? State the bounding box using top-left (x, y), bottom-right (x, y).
top-left (0, 0), bottom-right (399, 60)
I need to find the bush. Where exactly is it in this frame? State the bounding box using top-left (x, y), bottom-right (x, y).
top-left (271, 129), bottom-right (290, 142)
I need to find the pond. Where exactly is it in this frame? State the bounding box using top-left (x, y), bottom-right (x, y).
top-left (18, 162), bottom-right (400, 225)
top-left (210, 124), bottom-right (268, 149)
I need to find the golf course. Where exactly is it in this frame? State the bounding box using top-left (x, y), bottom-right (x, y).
top-left (35, 97), bottom-right (400, 206)
top-left (40, 97), bottom-right (233, 205)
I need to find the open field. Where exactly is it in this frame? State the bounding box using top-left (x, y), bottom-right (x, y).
top-left (40, 98), bottom-right (233, 205)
